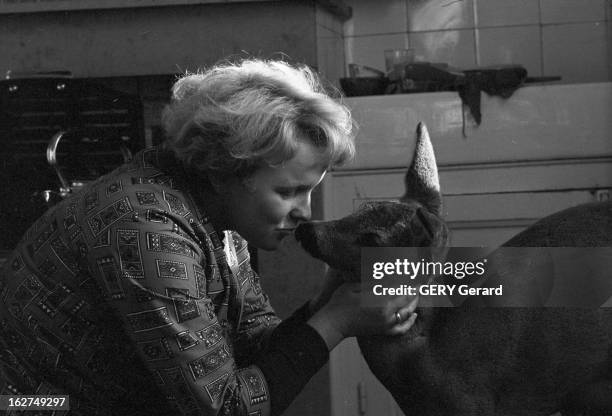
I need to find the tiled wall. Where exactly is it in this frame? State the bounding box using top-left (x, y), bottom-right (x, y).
top-left (316, 6), bottom-right (346, 88)
top-left (341, 0), bottom-right (610, 83)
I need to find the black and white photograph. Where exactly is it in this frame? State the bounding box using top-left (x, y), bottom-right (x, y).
top-left (0, 1), bottom-right (611, 415)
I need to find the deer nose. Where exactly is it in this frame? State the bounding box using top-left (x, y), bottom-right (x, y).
top-left (295, 222), bottom-right (322, 259)
top-left (294, 222), bottom-right (312, 244)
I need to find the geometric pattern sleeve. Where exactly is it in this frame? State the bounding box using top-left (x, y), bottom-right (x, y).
top-left (88, 200), bottom-right (273, 416)
top-left (87, 189), bottom-right (328, 416)
top-left (223, 233), bottom-right (329, 416)
top-left (228, 233), bottom-right (281, 366)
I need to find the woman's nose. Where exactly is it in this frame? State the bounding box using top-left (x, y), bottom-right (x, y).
top-left (290, 194), bottom-right (312, 222)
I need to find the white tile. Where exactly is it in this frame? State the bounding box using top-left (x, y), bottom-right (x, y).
top-left (331, 36), bottom-right (348, 87)
top-left (316, 5), bottom-right (344, 35)
top-left (317, 27), bottom-right (331, 77)
top-left (407, 0), bottom-right (475, 32)
top-left (540, 0), bottom-right (606, 24)
top-left (475, 0), bottom-right (539, 27)
top-left (332, 14), bottom-right (344, 35)
top-left (316, 6), bottom-right (333, 32)
top-left (344, 0), bottom-right (407, 36)
top-left (609, 21), bottom-right (612, 80)
top-left (317, 27), bottom-right (346, 86)
top-left (409, 29), bottom-right (477, 68)
top-left (317, 22), bottom-right (335, 40)
top-left (478, 26), bottom-right (542, 76)
top-left (345, 33), bottom-right (409, 72)
top-left (542, 22), bottom-right (608, 83)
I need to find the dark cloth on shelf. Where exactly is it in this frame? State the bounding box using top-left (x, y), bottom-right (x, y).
top-left (0, 146), bottom-right (328, 416)
top-left (458, 66), bottom-right (528, 126)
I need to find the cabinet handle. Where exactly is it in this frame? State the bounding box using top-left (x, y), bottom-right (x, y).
top-left (594, 189), bottom-right (610, 202)
top-left (357, 382), bottom-right (367, 416)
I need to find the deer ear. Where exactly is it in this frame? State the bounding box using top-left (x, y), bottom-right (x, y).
top-left (401, 122), bottom-right (443, 216)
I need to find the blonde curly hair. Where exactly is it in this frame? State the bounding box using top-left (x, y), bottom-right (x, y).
top-left (162, 59), bottom-right (356, 180)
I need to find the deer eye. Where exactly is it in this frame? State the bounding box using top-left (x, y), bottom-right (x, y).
top-left (357, 232), bottom-right (383, 247)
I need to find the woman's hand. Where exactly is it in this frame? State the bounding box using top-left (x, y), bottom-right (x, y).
top-left (307, 280), bottom-right (419, 350)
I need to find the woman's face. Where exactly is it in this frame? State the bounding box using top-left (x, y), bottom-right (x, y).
top-left (225, 141), bottom-right (328, 251)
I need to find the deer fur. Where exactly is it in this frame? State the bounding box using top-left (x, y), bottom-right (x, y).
top-left (295, 123), bottom-right (612, 415)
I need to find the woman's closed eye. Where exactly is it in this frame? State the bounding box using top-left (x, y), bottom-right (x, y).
top-left (277, 186), bottom-right (309, 199)
top-left (277, 188), bottom-right (295, 198)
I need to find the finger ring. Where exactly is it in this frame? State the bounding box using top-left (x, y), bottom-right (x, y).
top-left (395, 311), bottom-right (402, 325)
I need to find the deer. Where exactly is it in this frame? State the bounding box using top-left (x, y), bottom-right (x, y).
top-left (295, 123), bottom-right (612, 416)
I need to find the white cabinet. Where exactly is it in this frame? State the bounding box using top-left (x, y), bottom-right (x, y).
top-left (324, 83), bottom-right (612, 416)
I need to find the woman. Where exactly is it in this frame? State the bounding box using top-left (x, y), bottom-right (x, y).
top-left (0, 59), bottom-right (417, 415)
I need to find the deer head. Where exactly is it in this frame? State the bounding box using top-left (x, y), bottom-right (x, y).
top-left (295, 122), bottom-right (449, 279)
